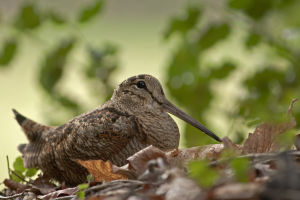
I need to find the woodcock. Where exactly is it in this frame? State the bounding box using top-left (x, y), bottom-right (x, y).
top-left (13, 74), bottom-right (221, 185)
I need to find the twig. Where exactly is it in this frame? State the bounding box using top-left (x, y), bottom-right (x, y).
top-left (288, 98), bottom-right (298, 116)
top-left (210, 150), bottom-right (300, 166)
top-left (6, 156), bottom-right (11, 179)
top-left (0, 192), bottom-right (24, 199)
top-left (10, 171), bottom-right (30, 184)
top-left (52, 195), bottom-right (77, 200)
top-left (85, 180), bottom-right (144, 195)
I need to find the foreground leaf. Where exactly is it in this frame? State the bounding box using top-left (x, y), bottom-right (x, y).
top-left (230, 157), bottom-right (251, 182)
top-left (213, 182), bottom-right (262, 199)
top-left (188, 160), bottom-right (219, 188)
top-left (167, 144), bottom-right (225, 168)
top-left (31, 176), bottom-right (56, 195)
top-left (3, 179), bottom-right (29, 193)
top-left (127, 145), bottom-right (166, 175)
top-left (13, 156), bottom-right (25, 173)
top-left (25, 168), bottom-right (38, 177)
top-left (242, 99), bottom-right (297, 154)
top-left (38, 187), bottom-right (78, 200)
top-left (77, 160), bottom-right (128, 182)
top-left (242, 119), bottom-right (296, 154)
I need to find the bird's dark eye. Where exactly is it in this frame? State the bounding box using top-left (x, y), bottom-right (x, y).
top-left (136, 81), bottom-right (146, 89)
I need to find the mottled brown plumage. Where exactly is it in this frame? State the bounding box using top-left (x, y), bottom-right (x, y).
top-left (13, 74), bottom-right (220, 185)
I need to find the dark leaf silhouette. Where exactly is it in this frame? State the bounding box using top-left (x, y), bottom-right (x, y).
top-left (78, 0), bottom-right (104, 23)
top-left (15, 3), bottom-right (41, 30)
top-left (246, 33), bottom-right (261, 49)
top-left (164, 6), bottom-right (201, 39)
top-left (48, 12), bottom-right (65, 24)
top-left (197, 23), bottom-right (231, 51)
top-left (0, 38), bottom-right (18, 66)
top-left (228, 0), bottom-right (273, 20)
top-left (39, 39), bottom-right (75, 93)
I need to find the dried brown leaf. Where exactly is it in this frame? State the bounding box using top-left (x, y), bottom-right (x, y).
top-left (166, 144), bottom-right (225, 167)
top-left (3, 179), bottom-right (29, 193)
top-left (38, 187), bottom-right (78, 200)
top-left (242, 120), bottom-right (296, 154)
top-left (87, 197), bottom-right (104, 200)
top-left (242, 100), bottom-right (297, 154)
top-left (127, 145), bottom-right (166, 175)
top-left (222, 137), bottom-right (241, 152)
top-left (112, 164), bottom-right (137, 179)
top-left (31, 175), bottom-right (56, 195)
top-left (78, 160), bottom-right (128, 182)
top-left (213, 183), bottom-right (262, 200)
top-left (156, 168), bottom-right (204, 200)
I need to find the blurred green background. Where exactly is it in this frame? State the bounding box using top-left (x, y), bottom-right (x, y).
top-left (1, 0), bottom-right (300, 182)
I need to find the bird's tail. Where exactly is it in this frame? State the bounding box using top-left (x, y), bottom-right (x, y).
top-left (12, 109), bottom-right (52, 168)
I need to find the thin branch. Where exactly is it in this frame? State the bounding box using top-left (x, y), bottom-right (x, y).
top-left (210, 150), bottom-right (300, 166)
top-left (10, 171), bottom-right (30, 184)
top-left (0, 192), bottom-right (24, 199)
top-left (52, 195), bottom-right (77, 200)
top-left (288, 98), bottom-right (298, 116)
top-left (6, 156), bottom-right (11, 180)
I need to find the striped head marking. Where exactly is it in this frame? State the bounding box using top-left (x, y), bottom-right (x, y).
top-left (114, 74), bottom-right (165, 107)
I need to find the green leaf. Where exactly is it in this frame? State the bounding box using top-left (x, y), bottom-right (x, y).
top-left (0, 38), bottom-right (18, 66)
top-left (210, 61), bottom-right (236, 79)
top-left (39, 39), bottom-right (76, 92)
top-left (87, 174), bottom-right (94, 182)
top-left (77, 191), bottom-right (85, 200)
top-left (55, 94), bottom-right (81, 112)
top-left (228, 0), bottom-right (253, 10)
top-left (166, 42), bottom-right (215, 146)
top-left (239, 67), bottom-right (287, 121)
top-left (188, 160), bottom-right (219, 188)
top-left (246, 33), bottom-right (261, 49)
top-left (15, 3), bottom-right (41, 29)
top-left (85, 44), bottom-right (118, 80)
top-left (11, 170), bottom-right (25, 183)
top-left (197, 23), bottom-right (231, 51)
top-left (228, 0), bottom-right (273, 20)
top-left (13, 157), bottom-right (25, 173)
top-left (164, 6), bottom-right (201, 39)
top-left (48, 12), bottom-right (65, 24)
top-left (276, 129), bottom-right (298, 149)
top-left (274, 0), bottom-right (296, 8)
top-left (77, 183), bottom-right (89, 190)
top-left (77, 183), bottom-right (88, 200)
top-left (78, 0), bottom-right (104, 23)
top-left (25, 168), bottom-right (38, 177)
top-left (230, 157), bottom-right (250, 182)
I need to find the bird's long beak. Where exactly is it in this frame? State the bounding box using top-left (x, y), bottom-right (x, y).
top-left (163, 99), bottom-right (222, 142)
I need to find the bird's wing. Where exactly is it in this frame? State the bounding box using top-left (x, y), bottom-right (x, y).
top-left (60, 107), bottom-right (147, 166)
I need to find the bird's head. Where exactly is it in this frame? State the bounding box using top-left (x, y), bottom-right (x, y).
top-left (112, 74), bottom-right (221, 142)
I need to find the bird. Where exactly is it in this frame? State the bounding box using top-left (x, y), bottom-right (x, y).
top-left (13, 74), bottom-right (221, 185)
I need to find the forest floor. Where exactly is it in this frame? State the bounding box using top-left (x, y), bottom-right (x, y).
top-left (1, 99), bottom-right (300, 200)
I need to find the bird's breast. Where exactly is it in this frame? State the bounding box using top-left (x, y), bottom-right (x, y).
top-left (136, 111), bottom-right (180, 150)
